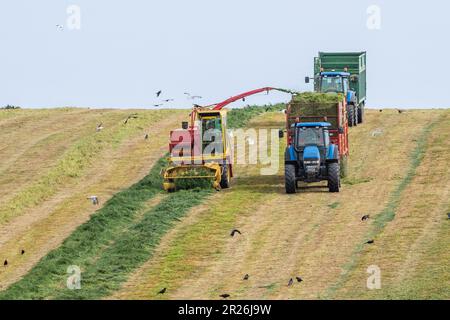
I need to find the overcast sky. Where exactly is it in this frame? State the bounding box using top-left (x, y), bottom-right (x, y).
top-left (1, 0), bottom-right (449, 109)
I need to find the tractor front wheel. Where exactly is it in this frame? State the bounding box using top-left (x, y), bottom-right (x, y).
top-left (285, 164), bottom-right (297, 194)
top-left (220, 164), bottom-right (230, 189)
top-left (328, 163), bottom-right (340, 193)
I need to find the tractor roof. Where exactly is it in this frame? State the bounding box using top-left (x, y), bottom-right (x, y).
top-left (321, 71), bottom-right (350, 77)
top-left (294, 122), bottom-right (332, 128)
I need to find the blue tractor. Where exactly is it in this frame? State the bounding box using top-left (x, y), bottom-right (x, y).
top-left (284, 122), bottom-right (341, 194)
top-left (315, 71), bottom-right (359, 127)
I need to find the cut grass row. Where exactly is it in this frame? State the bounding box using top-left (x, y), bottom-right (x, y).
top-left (0, 104), bottom-right (283, 299)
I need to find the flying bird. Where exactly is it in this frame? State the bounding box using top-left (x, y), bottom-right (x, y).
top-left (220, 294), bottom-right (230, 299)
top-left (87, 196), bottom-right (99, 205)
top-left (296, 277), bottom-right (303, 283)
top-left (56, 24), bottom-right (64, 30)
top-left (96, 123), bottom-right (104, 132)
top-left (366, 239), bottom-right (374, 244)
top-left (243, 274), bottom-right (249, 280)
top-left (124, 114), bottom-right (138, 124)
top-left (157, 288), bottom-right (166, 294)
top-left (153, 104), bottom-right (163, 107)
top-left (163, 99), bottom-right (174, 102)
top-left (190, 95), bottom-right (202, 100)
top-left (230, 229), bottom-right (241, 237)
top-left (361, 215), bottom-right (370, 221)
top-left (288, 278), bottom-right (294, 287)
top-left (156, 90), bottom-right (162, 97)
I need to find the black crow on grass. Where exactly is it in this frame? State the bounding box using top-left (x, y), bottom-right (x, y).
top-left (230, 229), bottom-right (241, 237)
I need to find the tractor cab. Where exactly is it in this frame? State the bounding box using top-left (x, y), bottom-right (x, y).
top-left (318, 72), bottom-right (352, 99)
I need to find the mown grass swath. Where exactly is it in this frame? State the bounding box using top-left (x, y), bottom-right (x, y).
top-left (0, 104), bottom-right (283, 299)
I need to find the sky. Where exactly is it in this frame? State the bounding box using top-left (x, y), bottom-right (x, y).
top-left (1, 0), bottom-right (449, 109)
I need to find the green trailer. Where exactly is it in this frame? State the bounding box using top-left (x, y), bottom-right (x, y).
top-left (308, 52), bottom-right (367, 126)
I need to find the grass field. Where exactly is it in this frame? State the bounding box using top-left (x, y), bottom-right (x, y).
top-left (0, 107), bottom-right (449, 299)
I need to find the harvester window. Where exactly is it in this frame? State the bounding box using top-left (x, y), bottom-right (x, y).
top-left (202, 118), bottom-right (222, 134)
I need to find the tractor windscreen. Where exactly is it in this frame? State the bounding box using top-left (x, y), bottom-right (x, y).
top-left (320, 76), bottom-right (344, 93)
top-left (296, 127), bottom-right (325, 147)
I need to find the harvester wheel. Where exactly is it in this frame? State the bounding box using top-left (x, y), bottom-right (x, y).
top-left (220, 164), bottom-right (230, 189)
top-left (328, 162), bottom-right (340, 193)
top-left (285, 164), bottom-right (297, 194)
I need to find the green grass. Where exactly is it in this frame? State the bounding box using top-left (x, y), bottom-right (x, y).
top-left (227, 104), bottom-right (285, 129)
top-left (322, 120), bottom-right (438, 299)
top-left (0, 105), bottom-right (277, 300)
top-left (342, 177), bottom-right (373, 186)
top-left (327, 202), bottom-right (340, 209)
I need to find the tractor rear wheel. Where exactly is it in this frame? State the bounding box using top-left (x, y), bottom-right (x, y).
top-left (328, 162), bottom-right (340, 193)
top-left (358, 103), bottom-right (365, 124)
top-left (347, 105), bottom-right (355, 127)
top-left (285, 164), bottom-right (297, 194)
top-left (220, 164), bottom-right (230, 189)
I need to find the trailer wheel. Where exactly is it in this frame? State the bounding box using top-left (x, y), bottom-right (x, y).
top-left (328, 162), bottom-right (340, 193)
top-left (285, 164), bottom-right (297, 194)
top-left (220, 164), bottom-right (230, 189)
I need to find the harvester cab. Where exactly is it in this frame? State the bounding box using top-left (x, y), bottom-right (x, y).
top-left (284, 122), bottom-right (341, 194)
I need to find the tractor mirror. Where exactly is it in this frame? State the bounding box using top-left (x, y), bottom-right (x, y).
top-left (305, 77), bottom-right (310, 84)
top-left (181, 121), bottom-right (188, 130)
top-left (279, 129), bottom-right (284, 138)
top-left (338, 127), bottom-right (344, 134)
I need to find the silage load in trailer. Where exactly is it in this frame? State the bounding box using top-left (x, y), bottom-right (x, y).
top-left (288, 92), bottom-right (345, 129)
